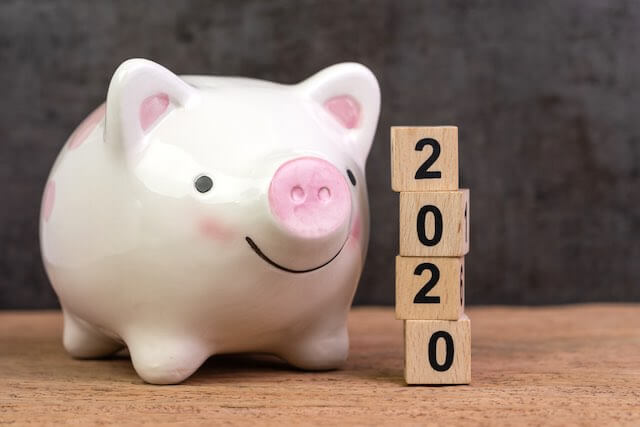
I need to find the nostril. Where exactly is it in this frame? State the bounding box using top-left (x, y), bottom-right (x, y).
top-left (291, 186), bottom-right (306, 203)
top-left (318, 187), bottom-right (331, 202)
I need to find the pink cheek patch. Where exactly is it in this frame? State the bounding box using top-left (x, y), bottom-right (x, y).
top-left (324, 95), bottom-right (360, 129)
top-left (140, 93), bottom-right (170, 132)
top-left (67, 104), bottom-right (106, 150)
top-left (42, 180), bottom-right (55, 222)
top-left (350, 213), bottom-right (361, 241)
top-left (198, 217), bottom-right (235, 242)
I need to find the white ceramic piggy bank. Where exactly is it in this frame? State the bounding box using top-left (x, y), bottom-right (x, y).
top-left (39, 59), bottom-right (380, 384)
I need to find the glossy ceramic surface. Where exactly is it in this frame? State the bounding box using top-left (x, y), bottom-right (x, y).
top-left (40, 59), bottom-right (380, 384)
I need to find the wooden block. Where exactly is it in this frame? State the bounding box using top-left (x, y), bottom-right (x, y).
top-left (396, 256), bottom-right (464, 320)
top-left (404, 316), bottom-right (471, 385)
top-left (399, 190), bottom-right (469, 256)
top-left (391, 126), bottom-right (459, 192)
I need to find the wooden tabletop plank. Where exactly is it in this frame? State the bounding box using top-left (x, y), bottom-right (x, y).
top-left (1, 305), bottom-right (639, 425)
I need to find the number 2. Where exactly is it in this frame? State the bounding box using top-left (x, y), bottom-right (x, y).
top-left (414, 138), bottom-right (441, 179)
top-left (413, 263), bottom-right (440, 304)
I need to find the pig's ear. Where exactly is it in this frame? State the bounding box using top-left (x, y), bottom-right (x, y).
top-left (298, 63), bottom-right (381, 167)
top-left (105, 59), bottom-right (196, 158)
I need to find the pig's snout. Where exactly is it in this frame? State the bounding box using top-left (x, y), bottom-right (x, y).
top-left (268, 157), bottom-right (351, 239)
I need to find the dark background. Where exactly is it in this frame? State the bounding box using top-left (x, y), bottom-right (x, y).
top-left (1, 0), bottom-right (639, 309)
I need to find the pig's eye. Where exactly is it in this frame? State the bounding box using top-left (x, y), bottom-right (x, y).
top-left (194, 174), bottom-right (214, 193)
top-left (346, 169), bottom-right (356, 186)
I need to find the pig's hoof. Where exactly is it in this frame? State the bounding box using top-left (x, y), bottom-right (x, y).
top-left (127, 337), bottom-right (209, 385)
top-left (62, 310), bottom-right (123, 358)
top-left (278, 328), bottom-right (349, 371)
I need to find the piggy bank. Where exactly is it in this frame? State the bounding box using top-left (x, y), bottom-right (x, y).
top-left (39, 59), bottom-right (380, 384)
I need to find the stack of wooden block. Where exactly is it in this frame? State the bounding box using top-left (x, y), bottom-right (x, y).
top-left (391, 126), bottom-right (471, 385)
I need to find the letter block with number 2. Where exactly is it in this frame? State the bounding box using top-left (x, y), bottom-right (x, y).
top-left (391, 126), bottom-right (459, 192)
top-left (399, 190), bottom-right (469, 256)
top-left (405, 316), bottom-right (471, 385)
top-left (396, 256), bottom-right (464, 320)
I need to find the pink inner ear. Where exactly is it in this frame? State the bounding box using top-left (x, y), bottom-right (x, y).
top-left (140, 93), bottom-right (170, 132)
top-left (324, 95), bottom-right (360, 129)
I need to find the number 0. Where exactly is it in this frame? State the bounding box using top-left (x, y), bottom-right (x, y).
top-left (428, 331), bottom-right (454, 372)
top-left (417, 205), bottom-right (443, 246)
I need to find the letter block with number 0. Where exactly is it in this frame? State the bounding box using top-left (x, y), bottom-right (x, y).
top-left (404, 316), bottom-right (471, 385)
top-left (396, 256), bottom-right (464, 320)
top-left (399, 190), bottom-right (469, 256)
top-left (391, 126), bottom-right (459, 192)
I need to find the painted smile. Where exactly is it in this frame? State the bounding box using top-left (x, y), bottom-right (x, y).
top-left (245, 236), bottom-right (345, 274)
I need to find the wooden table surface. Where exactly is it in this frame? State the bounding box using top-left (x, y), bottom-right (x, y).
top-left (1, 305), bottom-right (639, 425)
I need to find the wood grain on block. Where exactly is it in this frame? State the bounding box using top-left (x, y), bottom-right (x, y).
top-left (399, 189), bottom-right (470, 256)
top-left (396, 256), bottom-right (464, 320)
top-left (391, 126), bottom-right (459, 192)
top-left (404, 316), bottom-right (471, 385)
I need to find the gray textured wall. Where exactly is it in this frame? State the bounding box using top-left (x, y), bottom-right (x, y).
top-left (1, 0), bottom-right (639, 309)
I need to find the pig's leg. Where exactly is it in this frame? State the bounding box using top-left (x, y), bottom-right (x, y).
top-left (126, 335), bottom-right (210, 384)
top-left (277, 324), bottom-right (349, 370)
top-left (62, 310), bottom-right (124, 358)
